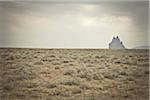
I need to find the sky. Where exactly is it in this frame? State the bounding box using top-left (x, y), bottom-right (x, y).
top-left (0, 0), bottom-right (149, 48)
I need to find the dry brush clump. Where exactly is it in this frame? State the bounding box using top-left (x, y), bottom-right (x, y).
top-left (57, 77), bottom-right (82, 86)
top-left (75, 68), bottom-right (104, 81)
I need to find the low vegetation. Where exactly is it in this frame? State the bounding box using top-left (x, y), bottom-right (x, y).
top-left (0, 49), bottom-right (149, 100)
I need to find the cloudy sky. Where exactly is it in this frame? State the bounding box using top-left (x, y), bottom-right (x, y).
top-left (0, 0), bottom-right (149, 48)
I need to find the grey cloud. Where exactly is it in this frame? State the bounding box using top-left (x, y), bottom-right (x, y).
top-left (0, 1), bottom-right (149, 48)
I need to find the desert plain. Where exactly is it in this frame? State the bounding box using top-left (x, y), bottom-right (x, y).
top-left (0, 48), bottom-right (149, 100)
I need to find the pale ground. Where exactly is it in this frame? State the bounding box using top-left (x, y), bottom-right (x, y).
top-left (0, 49), bottom-right (149, 100)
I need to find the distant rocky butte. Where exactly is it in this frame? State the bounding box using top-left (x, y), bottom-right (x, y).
top-left (109, 36), bottom-right (125, 49)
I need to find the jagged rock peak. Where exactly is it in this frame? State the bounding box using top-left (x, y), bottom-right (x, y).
top-left (109, 36), bottom-right (125, 49)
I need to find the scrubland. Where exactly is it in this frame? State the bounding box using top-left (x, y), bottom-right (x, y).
top-left (0, 49), bottom-right (149, 100)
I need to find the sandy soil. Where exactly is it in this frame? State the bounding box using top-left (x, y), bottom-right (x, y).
top-left (0, 49), bottom-right (149, 100)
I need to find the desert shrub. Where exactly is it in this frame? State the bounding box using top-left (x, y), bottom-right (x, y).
top-left (12, 64), bottom-right (36, 80)
top-left (22, 56), bottom-right (26, 59)
top-left (95, 55), bottom-right (107, 59)
top-left (126, 77), bottom-right (134, 81)
top-left (50, 89), bottom-right (71, 97)
top-left (14, 92), bottom-right (27, 99)
top-left (3, 84), bottom-right (14, 91)
top-left (76, 69), bottom-right (104, 81)
top-left (138, 58), bottom-right (148, 62)
top-left (105, 64), bottom-right (110, 67)
top-left (41, 59), bottom-right (48, 62)
top-left (72, 57), bottom-right (77, 60)
top-left (59, 78), bottom-right (81, 86)
top-left (144, 70), bottom-right (149, 75)
top-left (49, 55), bottom-right (55, 58)
top-left (129, 55), bottom-right (133, 58)
top-left (59, 91), bottom-right (71, 97)
top-left (97, 66), bottom-right (105, 69)
top-left (21, 82), bottom-right (38, 88)
top-left (63, 61), bottom-right (69, 63)
top-left (6, 56), bottom-right (14, 61)
top-left (69, 63), bottom-right (74, 66)
top-left (50, 90), bottom-right (60, 96)
top-left (114, 60), bottom-right (137, 65)
top-left (51, 62), bottom-right (60, 65)
top-left (41, 58), bottom-right (55, 62)
top-left (86, 64), bottom-right (94, 67)
top-left (71, 87), bottom-right (82, 94)
top-left (64, 71), bottom-right (73, 76)
top-left (87, 96), bottom-right (101, 100)
top-left (92, 72), bottom-right (104, 80)
top-left (47, 83), bottom-right (57, 89)
top-left (114, 61), bottom-right (121, 64)
top-left (95, 56), bottom-right (101, 59)
top-left (79, 83), bottom-right (92, 90)
top-left (102, 71), bottom-right (118, 79)
top-left (55, 66), bottom-right (60, 69)
top-left (112, 57), bottom-right (118, 60)
top-left (77, 71), bottom-right (92, 81)
top-left (33, 55), bottom-right (38, 58)
top-left (2, 77), bottom-right (17, 91)
top-left (34, 61), bottom-right (43, 65)
top-left (118, 71), bottom-right (128, 76)
top-left (61, 79), bottom-right (79, 86)
top-left (63, 69), bottom-right (77, 76)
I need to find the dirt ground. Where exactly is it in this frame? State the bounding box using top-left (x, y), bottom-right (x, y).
top-left (0, 49), bottom-right (149, 100)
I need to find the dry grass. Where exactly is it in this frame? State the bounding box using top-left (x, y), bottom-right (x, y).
top-left (0, 49), bottom-right (149, 100)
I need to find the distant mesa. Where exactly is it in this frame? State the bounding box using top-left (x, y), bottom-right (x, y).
top-left (109, 36), bottom-right (125, 49)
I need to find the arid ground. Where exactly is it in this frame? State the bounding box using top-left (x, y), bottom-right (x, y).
top-left (0, 49), bottom-right (149, 100)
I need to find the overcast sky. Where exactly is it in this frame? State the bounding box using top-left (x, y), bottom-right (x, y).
top-left (0, 0), bottom-right (149, 48)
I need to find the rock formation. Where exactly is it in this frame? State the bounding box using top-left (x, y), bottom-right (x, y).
top-left (109, 36), bottom-right (125, 49)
